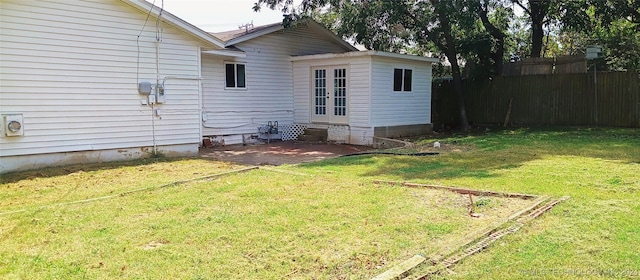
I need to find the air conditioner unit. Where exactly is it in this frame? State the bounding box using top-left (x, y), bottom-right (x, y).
top-left (3, 114), bottom-right (24, 137)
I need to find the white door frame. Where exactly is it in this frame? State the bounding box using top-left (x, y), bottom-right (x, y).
top-left (311, 66), bottom-right (349, 124)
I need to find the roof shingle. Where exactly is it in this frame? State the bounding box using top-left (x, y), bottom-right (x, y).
top-left (211, 22), bottom-right (282, 42)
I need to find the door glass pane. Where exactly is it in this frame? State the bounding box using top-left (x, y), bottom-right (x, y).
top-left (334, 68), bottom-right (347, 116)
top-left (314, 69), bottom-right (326, 115)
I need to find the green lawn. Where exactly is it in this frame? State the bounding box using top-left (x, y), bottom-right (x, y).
top-left (1, 127), bottom-right (639, 279)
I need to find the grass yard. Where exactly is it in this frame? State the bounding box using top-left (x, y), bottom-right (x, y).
top-left (1, 127), bottom-right (639, 279)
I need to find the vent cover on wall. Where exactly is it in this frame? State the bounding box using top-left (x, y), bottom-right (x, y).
top-left (3, 114), bottom-right (24, 137)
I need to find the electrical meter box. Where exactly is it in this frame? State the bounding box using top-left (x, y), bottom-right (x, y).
top-left (138, 82), bottom-right (152, 95)
top-left (156, 84), bottom-right (166, 103)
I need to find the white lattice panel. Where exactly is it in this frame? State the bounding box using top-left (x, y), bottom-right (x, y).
top-left (280, 123), bottom-right (307, 141)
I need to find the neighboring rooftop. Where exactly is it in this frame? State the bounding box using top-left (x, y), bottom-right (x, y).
top-left (211, 22), bottom-right (282, 42)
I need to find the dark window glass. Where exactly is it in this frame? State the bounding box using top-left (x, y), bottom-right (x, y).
top-left (236, 64), bottom-right (246, 88)
top-left (225, 64), bottom-right (235, 88)
top-left (393, 68), bottom-right (403, 91)
top-left (404, 69), bottom-right (412, 91)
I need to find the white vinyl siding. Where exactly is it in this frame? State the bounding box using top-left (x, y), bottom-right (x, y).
top-left (371, 57), bottom-right (432, 126)
top-left (0, 0), bottom-right (209, 157)
top-left (202, 24), bottom-right (351, 139)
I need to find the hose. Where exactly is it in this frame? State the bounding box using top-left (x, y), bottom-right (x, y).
top-left (341, 151), bottom-right (439, 157)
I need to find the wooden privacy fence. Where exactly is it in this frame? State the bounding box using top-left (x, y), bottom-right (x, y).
top-left (432, 71), bottom-right (640, 128)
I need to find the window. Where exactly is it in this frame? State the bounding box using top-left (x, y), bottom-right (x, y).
top-left (393, 68), bottom-right (412, 92)
top-left (225, 62), bottom-right (246, 89)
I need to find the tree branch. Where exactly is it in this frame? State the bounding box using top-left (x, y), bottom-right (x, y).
top-left (512, 0), bottom-right (531, 16)
top-left (479, 1), bottom-right (505, 40)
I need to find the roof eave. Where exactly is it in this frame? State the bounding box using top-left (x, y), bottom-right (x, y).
top-left (290, 50), bottom-right (440, 63)
top-left (202, 49), bottom-right (247, 58)
top-left (120, 0), bottom-right (225, 48)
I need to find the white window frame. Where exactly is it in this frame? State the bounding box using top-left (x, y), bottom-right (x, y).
top-left (224, 62), bottom-right (247, 90)
top-left (393, 68), bottom-right (413, 92)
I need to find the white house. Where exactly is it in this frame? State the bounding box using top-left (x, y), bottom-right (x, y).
top-left (0, 0), bottom-right (240, 173)
top-left (0, 0), bottom-right (437, 173)
top-left (202, 20), bottom-right (438, 146)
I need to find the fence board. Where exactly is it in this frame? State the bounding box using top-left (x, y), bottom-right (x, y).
top-left (432, 71), bottom-right (640, 128)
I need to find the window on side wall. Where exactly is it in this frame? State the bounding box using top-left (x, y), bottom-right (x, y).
top-left (393, 68), bottom-right (412, 92)
top-left (225, 62), bottom-right (246, 89)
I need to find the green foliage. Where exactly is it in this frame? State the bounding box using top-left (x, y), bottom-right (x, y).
top-left (255, 0), bottom-right (639, 71)
top-left (596, 20), bottom-right (640, 70)
top-left (560, 0), bottom-right (640, 70)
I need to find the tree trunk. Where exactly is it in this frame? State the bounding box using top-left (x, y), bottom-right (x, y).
top-left (450, 60), bottom-right (470, 131)
top-left (530, 19), bottom-right (544, 58)
top-left (529, 0), bottom-right (548, 58)
top-left (478, 1), bottom-right (506, 75)
top-left (436, 4), bottom-right (470, 131)
top-left (492, 41), bottom-right (505, 75)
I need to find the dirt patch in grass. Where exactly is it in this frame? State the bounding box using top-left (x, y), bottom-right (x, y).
top-left (200, 141), bottom-right (373, 165)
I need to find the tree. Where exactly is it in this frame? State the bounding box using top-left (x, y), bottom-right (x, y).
top-left (510, 0), bottom-right (556, 58)
top-left (560, 0), bottom-right (640, 70)
top-left (477, 0), bottom-right (508, 75)
top-left (460, 0), bottom-right (513, 77)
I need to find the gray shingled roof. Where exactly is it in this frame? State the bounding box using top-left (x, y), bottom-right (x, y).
top-left (211, 22), bottom-right (282, 42)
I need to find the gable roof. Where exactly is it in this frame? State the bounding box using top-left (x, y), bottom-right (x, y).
top-left (211, 19), bottom-right (358, 51)
top-left (120, 0), bottom-right (225, 48)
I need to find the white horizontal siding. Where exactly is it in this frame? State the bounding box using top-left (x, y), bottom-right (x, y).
top-left (292, 63), bottom-right (312, 123)
top-left (0, 0), bottom-right (208, 157)
top-left (202, 24), bottom-right (351, 137)
top-left (370, 57), bottom-right (432, 126)
top-left (348, 58), bottom-right (372, 127)
top-left (292, 56), bottom-right (372, 127)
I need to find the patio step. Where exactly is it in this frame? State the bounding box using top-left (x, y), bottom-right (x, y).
top-left (298, 128), bottom-right (327, 142)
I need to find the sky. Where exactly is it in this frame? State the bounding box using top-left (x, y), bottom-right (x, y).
top-left (160, 0), bottom-right (525, 34)
top-left (161, 0), bottom-right (289, 32)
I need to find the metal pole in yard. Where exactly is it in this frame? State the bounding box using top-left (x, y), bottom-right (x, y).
top-left (587, 45), bottom-right (602, 127)
top-left (594, 62), bottom-right (598, 127)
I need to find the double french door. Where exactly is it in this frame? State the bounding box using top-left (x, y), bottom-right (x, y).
top-left (311, 67), bottom-right (348, 124)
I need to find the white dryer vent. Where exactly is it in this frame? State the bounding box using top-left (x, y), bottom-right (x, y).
top-left (3, 114), bottom-right (24, 136)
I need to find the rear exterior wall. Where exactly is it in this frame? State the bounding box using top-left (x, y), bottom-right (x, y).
top-left (0, 0), bottom-right (207, 172)
top-left (370, 57), bottom-right (432, 127)
top-left (201, 25), bottom-right (349, 144)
